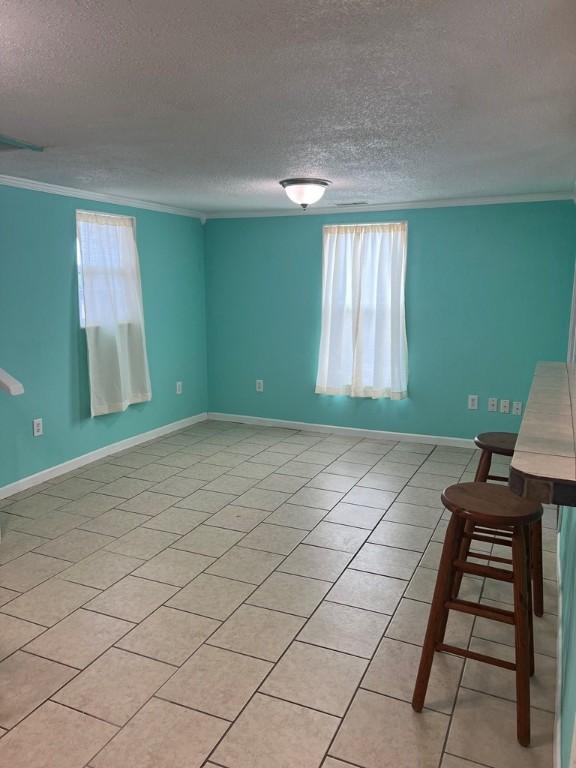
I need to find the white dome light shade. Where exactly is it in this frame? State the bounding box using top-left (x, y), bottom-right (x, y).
top-left (279, 178), bottom-right (331, 209)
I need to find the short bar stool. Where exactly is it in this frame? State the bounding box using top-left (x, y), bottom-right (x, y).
top-left (412, 482), bottom-right (542, 747)
top-left (472, 432), bottom-right (544, 617)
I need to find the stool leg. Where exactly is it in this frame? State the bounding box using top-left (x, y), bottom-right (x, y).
top-left (412, 514), bottom-right (463, 712)
top-left (524, 525), bottom-right (535, 677)
top-left (512, 525), bottom-right (531, 747)
top-left (452, 520), bottom-right (474, 599)
top-left (474, 448), bottom-right (492, 483)
top-left (531, 521), bottom-right (544, 617)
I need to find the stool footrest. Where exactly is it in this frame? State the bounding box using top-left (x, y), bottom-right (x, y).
top-left (467, 532), bottom-right (513, 547)
top-left (437, 643), bottom-right (516, 671)
top-left (453, 559), bottom-right (514, 582)
top-left (445, 598), bottom-right (515, 624)
top-left (486, 474), bottom-right (509, 482)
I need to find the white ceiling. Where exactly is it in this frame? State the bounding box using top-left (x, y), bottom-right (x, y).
top-left (1, 0), bottom-right (575, 214)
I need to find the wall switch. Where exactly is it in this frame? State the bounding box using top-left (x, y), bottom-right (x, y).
top-left (488, 397), bottom-right (498, 412)
top-left (467, 394), bottom-right (478, 410)
top-left (512, 401), bottom-right (523, 416)
top-left (256, 379), bottom-right (264, 393)
top-left (33, 418), bottom-right (43, 437)
top-left (176, 381), bottom-right (183, 395)
top-left (500, 399), bottom-right (510, 414)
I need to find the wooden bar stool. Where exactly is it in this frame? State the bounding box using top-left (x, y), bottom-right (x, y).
top-left (472, 431), bottom-right (544, 617)
top-left (412, 482), bottom-right (542, 747)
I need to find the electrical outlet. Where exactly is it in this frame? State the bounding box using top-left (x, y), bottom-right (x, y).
top-left (500, 399), bottom-right (510, 414)
top-left (467, 394), bottom-right (478, 410)
top-left (176, 381), bottom-right (183, 395)
top-left (488, 397), bottom-right (498, 412)
top-left (512, 401), bottom-right (523, 416)
top-left (256, 379), bottom-right (264, 393)
top-left (32, 417), bottom-right (43, 437)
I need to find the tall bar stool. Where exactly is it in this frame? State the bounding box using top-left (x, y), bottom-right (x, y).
top-left (471, 432), bottom-right (544, 616)
top-left (412, 482), bottom-right (542, 746)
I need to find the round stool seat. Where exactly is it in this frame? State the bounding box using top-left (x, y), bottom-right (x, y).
top-left (442, 482), bottom-right (542, 527)
top-left (474, 431), bottom-right (517, 456)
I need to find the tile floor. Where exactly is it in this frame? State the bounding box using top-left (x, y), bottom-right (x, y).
top-left (0, 421), bottom-right (558, 768)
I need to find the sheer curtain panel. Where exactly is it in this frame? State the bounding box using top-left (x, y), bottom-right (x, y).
top-left (315, 222), bottom-right (408, 399)
top-left (76, 211), bottom-right (152, 416)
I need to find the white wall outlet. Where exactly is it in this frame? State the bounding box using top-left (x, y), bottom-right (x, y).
top-left (500, 399), bottom-right (510, 414)
top-left (467, 394), bottom-right (478, 410)
top-left (488, 397), bottom-right (498, 412)
top-left (32, 417), bottom-right (43, 437)
top-left (512, 400), bottom-right (523, 416)
top-left (176, 381), bottom-right (183, 395)
top-left (256, 379), bottom-right (264, 393)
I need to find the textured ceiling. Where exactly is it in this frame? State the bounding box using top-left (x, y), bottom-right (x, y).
top-left (1, 0), bottom-right (575, 213)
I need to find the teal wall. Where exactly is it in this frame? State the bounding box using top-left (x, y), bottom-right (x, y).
top-left (0, 185), bottom-right (207, 488)
top-left (560, 509), bottom-right (576, 767)
top-left (205, 202), bottom-right (576, 437)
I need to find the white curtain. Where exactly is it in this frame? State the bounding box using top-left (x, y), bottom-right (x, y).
top-left (315, 222), bottom-right (408, 399)
top-left (76, 211), bottom-right (152, 416)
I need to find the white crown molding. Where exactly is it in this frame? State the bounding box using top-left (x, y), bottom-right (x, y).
top-left (0, 174), bottom-right (204, 219)
top-left (207, 411), bottom-right (475, 448)
top-left (0, 412), bottom-right (208, 498)
top-left (204, 191), bottom-right (574, 219)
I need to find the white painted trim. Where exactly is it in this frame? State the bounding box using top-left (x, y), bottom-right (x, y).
top-left (205, 192), bottom-right (574, 220)
top-left (0, 412), bottom-right (208, 499)
top-left (0, 174), bottom-right (203, 219)
top-left (207, 411), bottom-right (475, 448)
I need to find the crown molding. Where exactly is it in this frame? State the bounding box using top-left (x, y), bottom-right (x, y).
top-left (204, 191), bottom-right (574, 219)
top-left (0, 174), bottom-right (204, 219)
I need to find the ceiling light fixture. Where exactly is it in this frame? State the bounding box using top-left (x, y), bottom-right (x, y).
top-left (279, 178), bottom-right (331, 210)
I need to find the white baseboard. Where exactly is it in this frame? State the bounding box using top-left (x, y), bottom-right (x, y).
top-left (0, 412), bottom-right (208, 499)
top-left (207, 411), bottom-right (475, 449)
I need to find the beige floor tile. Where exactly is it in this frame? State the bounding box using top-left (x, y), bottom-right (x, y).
top-left (304, 522), bottom-right (369, 553)
top-left (167, 574), bottom-right (254, 620)
top-left (369, 520), bottom-right (432, 551)
top-left (447, 688), bottom-right (554, 767)
top-left (462, 637), bottom-right (556, 712)
top-left (133, 548), bottom-right (214, 587)
top-left (474, 600), bottom-right (558, 657)
top-left (116, 606), bottom-right (218, 665)
top-left (419, 460), bottom-right (464, 477)
top-left (175, 489), bottom-right (238, 513)
top-left (341, 486), bottom-right (397, 511)
top-left (239, 523), bottom-right (307, 555)
top-left (279, 544), bottom-right (353, 581)
top-left (0, 614), bottom-right (45, 660)
top-left (397, 486), bottom-right (446, 508)
top-left (386, 598), bottom-right (474, 648)
top-left (45, 478), bottom-right (104, 500)
top-left (288, 487), bottom-right (344, 511)
top-left (324, 502), bottom-right (384, 530)
top-left (330, 689), bottom-right (448, 768)
top-left (405, 567), bottom-right (481, 603)
top-left (328, 569), bottom-right (406, 614)
top-left (305, 473), bottom-right (357, 493)
top-left (204, 504), bottom-right (270, 532)
top-left (266, 503), bottom-right (327, 530)
top-left (0, 651), bottom-right (77, 728)
top-left (159, 644), bottom-right (271, 719)
top-left (85, 575), bottom-right (178, 622)
top-left (262, 641), bottom-right (367, 715)
top-left (24, 608), bottom-right (133, 668)
top-left (127, 463), bottom-right (181, 482)
top-left (258, 474), bottom-right (310, 493)
top-left (385, 450), bottom-right (427, 466)
top-left (408, 472), bottom-right (460, 491)
top-left (107, 451), bottom-right (156, 469)
top-left (0, 586), bottom-right (19, 606)
top-left (99, 477), bottom-right (154, 499)
top-left (141, 506), bottom-right (210, 534)
top-left (419, 540), bottom-right (444, 569)
top-left (0, 701), bottom-right (117, 768)
top-left (172, 525), bottom-right (245, 556)
top-left (34, 529), bottom-right (113, 562)
top-left (213, 693), bottom-right (338, 768)
top-left (200, 451), bottom-right (245, 467)
top-left (206, 545), bottom-right (283, 584)
top-left (53, 647), bottom-right (173, 725)
top-left (362, 636), bottom-right (463, 714)
top-left (58, 551), bottom-right (144, 590)
top-left (298, 602), bottom-right (388, 658)
top-left (80, 508), bottom-right (148, 537)
top-left (357, 472), bottom-right (407, 492)
top-left (232, 488), bottom-right (292, 511)
top-left (247, 571), bottom-right (331, 617)
top-left (325, 460), bottom-right (373, 478)
top-left (482, 574), bottom-right (558, 615)
top-left (178, 462), bottom-right (228, 480)
top-left (10, 511), bottom-right (89, 540)
top-left (228, 461), bottom-right (275, 479)
top-left (4, 493), bottom-right (67, 519)
top-left (105, 527), bottom-right (179, 559)
top-left (77, 463), bottom-right (131, 483)
top-left (440, 756), bottom-right (484, 767)
top-left (385, 501), bottom-right (443, 529)
top-left (275, 460), bottom-right (325, 478)
top-left (208, 604), bottom-right (304, 661)
top-left (0, 531), bottom-right (49, 565)
top-left (1, 578), bottom-right (99, 627)
top-left (371, 460), bottom-right (417, 478)
top-left (117, 491), bottom-right (178, 515)
top-left (91, 697), bottom-right (227, 768)
top-left (202, 474), bottom-right (260, 494)
top-left (351, 543), bottom-right (420, 580)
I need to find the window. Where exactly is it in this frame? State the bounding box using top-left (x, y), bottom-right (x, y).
top-left (315, 222), bottom-right (408, 399)
top-left (76, 211), bottom-right (152, 416)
